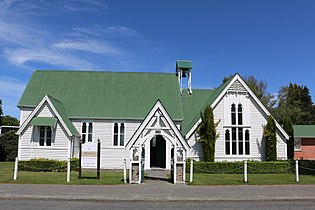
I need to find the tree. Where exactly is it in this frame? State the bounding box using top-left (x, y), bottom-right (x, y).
top-left (0, 131), bottom-right (18, 161)
top-left (197, 105), bottom-right (219, 162)
top-left (263, 116), bottom-right (277, 161)
top-left (2, 115), bottom-right (19, 126)
top-left (275, 83), bottom-right (315, 125)
top-left (0, 99), bottom-right (3, 126)
top-left (281, 116), bottom-right (294, 159)
top-left (244, 76), bottom-right (276, 111)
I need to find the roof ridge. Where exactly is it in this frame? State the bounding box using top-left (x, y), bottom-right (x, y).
top-left (34, 70), bottom-right (175, 75)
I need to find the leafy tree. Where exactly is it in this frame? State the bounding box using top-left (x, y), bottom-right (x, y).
top-left (275, 83), bottom-right (315, 125)
top-left (0, 99), bottom-right (3, 126)
top-left (0, 131), bottom-right (18, 161)
top-left (2, 115), bottom-right (19, 126)
top-left (244, 76), bottom-right (276, 111)
top-left (263, 116), bottom-right (277, 161)
top-left (198, 105), bottom-right (219, 162)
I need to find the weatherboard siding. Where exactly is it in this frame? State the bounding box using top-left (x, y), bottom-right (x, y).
top-left (20, 107), bottom-right (34, 126)
top-left (19, 121), bottom-right (69, 160)
top-left (72, 119), bottom-right (141, 169)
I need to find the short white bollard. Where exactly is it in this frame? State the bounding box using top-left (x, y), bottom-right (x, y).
top-left (14, 157), bottom-right (18, 180)
top-left (244, 160), bottom-right (248, 183)
top-left (189, 159), bottom-right (193, 183)
top-left (296, 160), bottom-right (299, 182)
top-left (124, 159), bottom-right (127, 184)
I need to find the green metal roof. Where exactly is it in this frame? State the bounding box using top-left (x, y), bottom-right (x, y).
top-left (19, 70), bottom-right (184, 121)
top-left (30, 117), bottom-right (57, 127)
top-left (47, 95), bottom-right (80, 136)
top-left (176, 60), bottom-right (192, 69)
top-left (293, 125), bottom-right (315, 138)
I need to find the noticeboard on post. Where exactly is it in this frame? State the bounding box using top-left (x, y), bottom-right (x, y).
top-left (81, 142), bottom-right (97, 168)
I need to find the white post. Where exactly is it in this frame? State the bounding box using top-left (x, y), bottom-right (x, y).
top-left (67, 158), bottom-right (71, 183)
top-left (124, 159), bottom-right (127, 184)
top-left (189, 159), bottom-right (193, 183)
top-left (244, 160), bottom-right (248, 183)
top-left (13, 157), bottom-right (18, 180)
top-left (296, 160), bottom-right (299, 182)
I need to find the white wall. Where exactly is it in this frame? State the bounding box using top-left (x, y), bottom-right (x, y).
top-left (19, 107), bottom-right (34, 126)
top-left (18, 102), bottom-right (70, 160)
top-left (187, 91), bottom-right (288, 161)
top-left (72, 119), bottom-right (141, 169)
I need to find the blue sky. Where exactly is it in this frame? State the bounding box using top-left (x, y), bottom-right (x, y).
top-left (1, 0), bottom-right (315, 119)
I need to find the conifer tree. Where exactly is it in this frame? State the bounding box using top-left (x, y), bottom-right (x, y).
top-left (198, 105), bottom-right (219, 162)
top-left (264, 116), bottom-right (277, 161)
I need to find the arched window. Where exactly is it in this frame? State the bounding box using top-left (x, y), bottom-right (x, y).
top-left (238, 104), bottom-right (243, 125)
top-left (231, 104), bottom-right (236, 125)
top-left (120, 123), bottom-right (125, 146)
top-left (245, 129), bottom-right (250, 155)
top-left (113, 123), bottom-right (125, 147)
top-left (88, 122), bottom-right (93, 142)
top-left (225, 129), bottom-right (230, 155)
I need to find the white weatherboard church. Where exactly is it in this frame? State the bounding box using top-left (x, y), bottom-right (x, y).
top-left (17, 61), bottom-right (289, 182)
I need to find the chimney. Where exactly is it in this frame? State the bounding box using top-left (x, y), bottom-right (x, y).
top-left (176, 60), bottom-right (192, 95)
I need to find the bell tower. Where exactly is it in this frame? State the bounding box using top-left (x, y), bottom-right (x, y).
top-left (176, 60), bottom-right (192, 95)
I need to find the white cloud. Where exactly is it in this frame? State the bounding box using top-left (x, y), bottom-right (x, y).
top-left (3, 48), bottom-right (94, 69)
top-left (108, 25), bottom-right (145, 39)
top-left (54, 40), bottom-right (121, 55)
top-left (0, 77), bottom-right (26, 118)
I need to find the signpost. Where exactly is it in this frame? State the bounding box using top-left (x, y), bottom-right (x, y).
top-left (79, 139), bottom-right (101, 180)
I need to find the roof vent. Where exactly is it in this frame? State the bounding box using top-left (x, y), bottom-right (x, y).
top-left (176, 60), bottom-right (192, 95)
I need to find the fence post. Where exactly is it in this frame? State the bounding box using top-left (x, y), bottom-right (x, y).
top-left (124, 159), bottom-right (127, 184)
top-left (14, 157), bottom-right (18, 180)
top-left (67, 157), bottom-right (71, 183)
top-left (189, 159), bottom-right (193, 183)
top-left (295, 160), bottom-right (299, 182)
top-left (244, 160), bottom-right (248, 183)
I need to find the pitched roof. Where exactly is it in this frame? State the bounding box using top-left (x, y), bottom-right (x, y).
top-left (293, 125), bottom-right (315, 138)
top-left (18, 70), bottom-right (184, 121)
top-left (181, 77), bottom-right (233, 136)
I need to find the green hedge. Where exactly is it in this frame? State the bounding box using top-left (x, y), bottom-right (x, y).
top-left (18, 158), bottom-right (79, 172)
top-left (296, 160), bottom-right (315, 175)
top-left (186, 160), bottom-right (293, 174)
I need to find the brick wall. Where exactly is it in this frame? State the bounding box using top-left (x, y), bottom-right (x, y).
top-left (294, 138), bottom-right (315, 160)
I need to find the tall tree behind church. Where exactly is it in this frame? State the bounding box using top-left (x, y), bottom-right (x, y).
top-left (275, 83), bottom-right (315, 125)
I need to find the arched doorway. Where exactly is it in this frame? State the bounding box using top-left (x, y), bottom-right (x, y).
top-left (150, 135), bottom-right (166, 168)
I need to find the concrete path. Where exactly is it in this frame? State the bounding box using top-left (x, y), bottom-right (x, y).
top-left (1, 183), bottom-right (315, 201)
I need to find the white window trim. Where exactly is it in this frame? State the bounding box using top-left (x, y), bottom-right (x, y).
top-left (112, 122), bottom-right (126, 148)
top-left (37, 126), bottom-right (53, 147)
top-left (224, 103), bottom-right (251, 156)
top-left (81, 121), bottom-right (94, 143)
top-left (224, 127), bottom-right (251, 156)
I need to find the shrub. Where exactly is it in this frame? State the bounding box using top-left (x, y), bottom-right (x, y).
top-left (19, 158), bottom-right (79, 172)
top-left (295, 160), bottom-right (315, 175)
top-left (186, 160), bottom-right (292, 174)
top-left (0, 131), bottom-right (18, 161)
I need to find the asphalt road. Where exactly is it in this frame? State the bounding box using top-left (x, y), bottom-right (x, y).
top-left (1, 199), bottom-right (315, 210)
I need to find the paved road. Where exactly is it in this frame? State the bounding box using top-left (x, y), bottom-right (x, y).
top-left (1, 183), bottom-right (315, 201)
top-left (1, 199), bottom-right (315, 210)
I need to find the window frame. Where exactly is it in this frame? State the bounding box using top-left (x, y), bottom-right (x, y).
top-left (224, 103), bottom-right (251, 156)
top-left (38, 126), bottom-right (53, 147)
top-left (81, 122), bottom-right (93, 143)
top-left (112, 122), bottom-right (126, 147)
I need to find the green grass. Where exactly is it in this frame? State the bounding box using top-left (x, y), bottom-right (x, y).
top-left (188, 173), bottom-right (315, 185)
top-left (0, 162), bottom-right (125, 185)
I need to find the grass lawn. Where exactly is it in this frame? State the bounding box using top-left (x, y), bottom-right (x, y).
top-left (188, 173), bottom-right (315, 185)
top-left (0, 162), bottom-right (125, 185)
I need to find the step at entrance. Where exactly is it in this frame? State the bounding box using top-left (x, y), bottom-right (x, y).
top-left (145, 168), bottom-right (171, 183)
